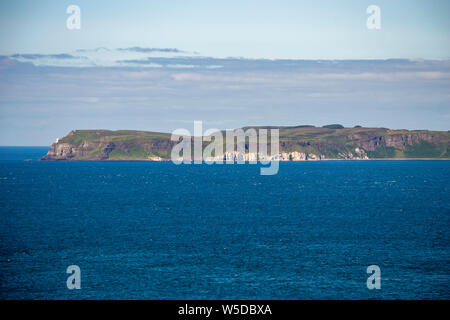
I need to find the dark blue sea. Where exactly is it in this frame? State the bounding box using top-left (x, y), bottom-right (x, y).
top-left (0, 147), bottom-right (449, 299)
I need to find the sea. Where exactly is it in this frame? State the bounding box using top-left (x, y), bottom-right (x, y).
top-left (0, 146), bottom-right (449, 299)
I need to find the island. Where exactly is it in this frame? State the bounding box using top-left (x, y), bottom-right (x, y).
top-left (41, 125), bottom-right (450, 161)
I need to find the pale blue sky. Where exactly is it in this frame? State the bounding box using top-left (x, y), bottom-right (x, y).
top-left (0, 0), bottom-right (449, 59)
top-left (0, 1), bottom-right (449, 145)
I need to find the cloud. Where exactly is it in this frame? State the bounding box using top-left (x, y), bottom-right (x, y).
top-left (171, 70), bottom-right (450, 83)
top-left (117, 47), bottom-right (186, 53)
top-left (301, 71), bottom-right (450, 81)
top-left (1, 53), bottom-right (449, 146)
top-left (8, 53), bottom-right (92, 67)
top-left (76, 47), bottom-right (111, 53)
top-left (6, 48), bottom-right (198, 67)
top-left (205, 65), bottom-right (224, 69)
top-left (7, 47), bottom-right (450, 74)
top-left (166, 64), bottom-right (197, 69)
top-left (11, 53), bottom-right (77, 60)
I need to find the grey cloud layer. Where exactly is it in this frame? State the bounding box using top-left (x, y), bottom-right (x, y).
top-left (6, 47), bottom-right (196, 67)
top-left (117, 47), bottom-right (186, 53)
top-left (0, 53), bottom-right (449, 145)
top-left (11, 53), bottom-right (77, 60)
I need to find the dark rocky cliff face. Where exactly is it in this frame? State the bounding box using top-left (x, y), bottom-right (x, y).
top-left (351, 133), bottom-right (445, 151)
top-left (41, 142), bottom-right (76, 160)
top-left (98, 142), bottom-right (115, 160)
top-left (41, 130), bottom-right (178, 161)
top-left (41, 140), bottom-right (103, 160)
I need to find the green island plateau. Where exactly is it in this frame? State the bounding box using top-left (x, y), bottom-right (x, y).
top-left (41, 125), bottom-right (450, 161)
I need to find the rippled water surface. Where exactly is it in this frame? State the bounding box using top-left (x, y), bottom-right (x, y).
top-left (0, 147), bottom-right (449, 299)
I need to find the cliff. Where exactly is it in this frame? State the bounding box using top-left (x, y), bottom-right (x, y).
top-left (41, 126), bottom-right (450, 161)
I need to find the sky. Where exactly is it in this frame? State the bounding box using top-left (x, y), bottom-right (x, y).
top-left (0, 1), bottom-right (449, 145)
top-left (1, 0), bottom-right (449, 59)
